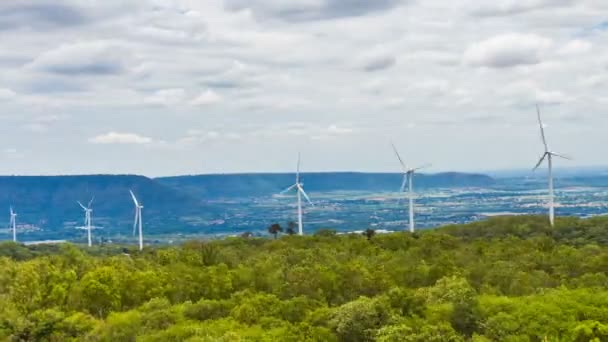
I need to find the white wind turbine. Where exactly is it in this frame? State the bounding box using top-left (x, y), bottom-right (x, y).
top-left (533, 105), bottom-right (570, 227)
top-left (130, 190), bottom-right (144, 250)
top-left (9, 207), bottom-right (17, 242)
top-left (391, 142), bottom-right (430, 233)
top-left (280, 153), bottom-right (313, 236)
top-left (77, 197), bottom-right (94, 247)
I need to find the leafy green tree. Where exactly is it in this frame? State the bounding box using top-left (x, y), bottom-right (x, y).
top-left (329, 297), bottom-right (390, 342)
top-left (286, 221), bottom-right (297, 235)
top-left (570, 320), bottom-right (608, 341)
top-left (363, 229), bottom-right (376, 240)
top-left (268, 223), bottom-right (283, 239)
top-left (377, 322), bottom-right (464, 342)
top-left (71, 266), bottom-right (122, 318)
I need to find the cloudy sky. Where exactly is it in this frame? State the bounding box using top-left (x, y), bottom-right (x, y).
top-left (0, 0), bottom-right (607, 176)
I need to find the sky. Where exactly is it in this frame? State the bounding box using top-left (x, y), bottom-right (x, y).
top-left (0, 0), bottom-right (607, 177)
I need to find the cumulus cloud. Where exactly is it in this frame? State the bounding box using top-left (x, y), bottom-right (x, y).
top-left (223, 0), bottom-right (405, 21)
top-left (361, 54), bottom-right (396, 72)
top-left (89, 132), bottom-right (153, 145)
top-left (463, 33), bottom-right (552, 68)
top-left (409, 79), bottom-right (450, 95)
top-left (354, 45), bottom-right (398, 72)
top-left (190, 89), bottom-right (223, 105)
top-left (0, 0), bottom-right (607, 174)
top-left (0, 88), bottom-right (16, 100)
top-left (0, 2), bottom-right (86, 31)
top-left (558, 39), bottom-right (592, 55)
top-left (143, 88), bottom-right (186, 106)
top-left (468, 0), bottom-right (575, 17)
top-left (176, 129), bottom-right (242, 146)
top-left (327, 124), bottom-right (354, 134)
top-left (27, 40), bottom-right (131, 75)
top-left (21, 114), bottom-right (70, 133)
top-left (499, 80), bottom-right (573, 105)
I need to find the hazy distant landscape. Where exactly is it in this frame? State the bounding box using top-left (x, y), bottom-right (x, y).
top-left (2, 171), bottom-right (607, 244)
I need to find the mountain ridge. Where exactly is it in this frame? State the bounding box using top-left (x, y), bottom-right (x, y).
top-left (157, 171), bottom-right (495, 198)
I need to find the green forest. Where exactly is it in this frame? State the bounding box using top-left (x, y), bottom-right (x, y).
top-left (2, 215), bottom-right (608, 341)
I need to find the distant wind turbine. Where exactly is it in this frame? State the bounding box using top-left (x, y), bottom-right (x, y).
top-left (77, 197), bottom-right (94, 247)
top-left (130, 190), bottom-right (144, 250)
top-left (9, 207), bottom-right (17, 242)
top-left (391, 142), bottom-right (431, 233)
top-left (279, 153), bottom-right (313, 236)
top-left (533, 104), bottom-right (570, 227)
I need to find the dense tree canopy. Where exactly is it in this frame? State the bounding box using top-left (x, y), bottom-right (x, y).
top-left (1, 215), bottom-right (608, 341)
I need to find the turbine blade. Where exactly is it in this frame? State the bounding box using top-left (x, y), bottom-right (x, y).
top-left (414, 163), bottom-right (432, 172)
top-left (133, 209), bottom-right (139, 236)
top-left (551, 152), bottom-right (572, 160)
top-left (533, 153), bottom-right (548, 171)
top-left (77, 201), bottom-right (87, 210)
top-left (390, 141), bottom-right (407, 171)
top-left (9, 206), bottom-right (13, 216)
top-left (280, 184), bottom-right (297, 195)
top-left (536, 104), bottom-right (549, 151)
top-left (88, 196), bottom-right (95, 208)
top-left (399, 174), bottom-right (408, 193)
top-left (296, 152), bottom-right (301, 183)
top-left (298, 185), bottom-right (314, 205)
top-left (129, 190), bottom-right (139, 206)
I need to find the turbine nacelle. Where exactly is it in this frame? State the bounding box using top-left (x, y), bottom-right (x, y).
top-left (533, 151), bottom-right (571, 171)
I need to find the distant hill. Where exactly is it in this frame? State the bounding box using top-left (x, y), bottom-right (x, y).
top-left (0, 175), bottom-right (211, 240)
top-left (0, 172), bottom-right (495, 242)
top-left (156, 172), bottom-right (495, 198)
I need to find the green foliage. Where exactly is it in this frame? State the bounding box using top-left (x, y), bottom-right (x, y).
top-left (2, 215), bottom-right (608, 340)
top-left (268, 223), bottom-right (283, 239)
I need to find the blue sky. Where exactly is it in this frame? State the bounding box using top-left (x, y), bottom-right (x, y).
top-left (0, 0), bottom-right (607, 176)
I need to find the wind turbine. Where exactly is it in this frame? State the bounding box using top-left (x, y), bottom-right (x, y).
top-left (9, 207), bottom-right (17, 242)
top-left (77, 197), bottom-right (94, 247)
top-left (279, 153), bottom-right (313, 235)
top-left (533, 104), bottom-right (570, 227)
top-left (391, 142), bottom-right (430, 233)
top-left (130, 190), bottom-right (144, 250)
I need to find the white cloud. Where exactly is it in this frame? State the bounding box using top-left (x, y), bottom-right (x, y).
top-left (498, 80), bottom-right (573, 105)
top-left (356, 47), bottom-right (397, 72)
top-left (27, 40), bottom-right (131, 75)
top-left (463, 33), bottom-right (553, 68)
top-left (535, 89), bottom-right (572, 104)
top-left (0, 88), bottom-right (16, 100)
top-left (0, 0), bottom-right (607, 174)
top-left (3, 148), bottom-right (23, 159)
top-left (558, 39), bottom-right (592, 55)
top-left (191, 89), bottom-right (223, 105)
top-left (143, 88), bottom-right (186, 106)
top-left (327, 124), bottom-right (354, 134)
top-left (469, 0), bottom-right (575, 16)
top-left (89, 132), bottom-right (153, 145)
top-left (22, 123), bottom-right (49, 133)
top-left (223, 0), bottom-right (405, 21)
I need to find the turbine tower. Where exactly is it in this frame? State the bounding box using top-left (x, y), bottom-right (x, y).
top-left (9, 207), bottom-right (17, 242)
top-left (77, 197), bottom-right (94, 247)
top-left (130, 190), bottom-right (144, 250)
top-left (533, 104), bottom-right (570, 227)
top-left (280, 153), bottom-right (313, 235)
top-left (391, 142), bottom-right (430, 233)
